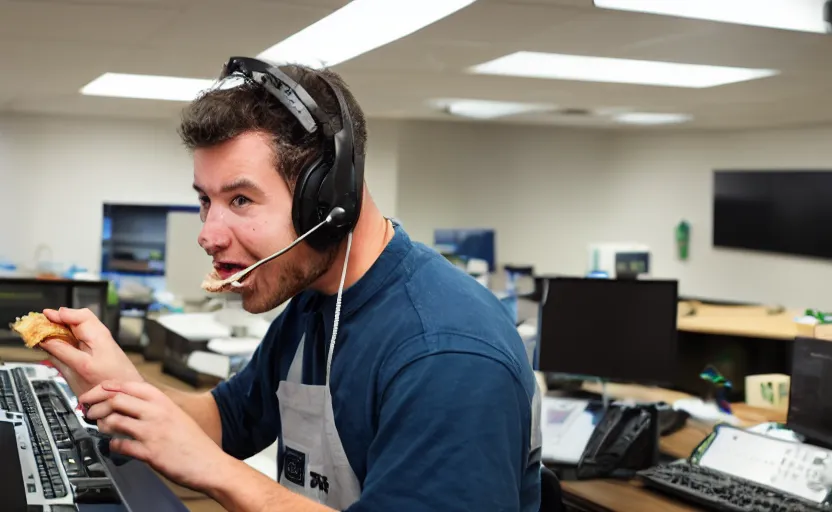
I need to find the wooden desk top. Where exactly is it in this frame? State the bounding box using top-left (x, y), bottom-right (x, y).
top-left (676, 301), bottom-right (802, 340)
top-left (562, 479), bottom-right (702, 512)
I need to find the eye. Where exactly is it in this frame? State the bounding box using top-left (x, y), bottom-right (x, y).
top-left (198, 196), bottom-right (210, 222)
top-left (231, 195), bottom-right (251, 208)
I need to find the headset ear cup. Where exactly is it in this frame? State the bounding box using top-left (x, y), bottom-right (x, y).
top-left (292, 157), bottom-right (335, 250)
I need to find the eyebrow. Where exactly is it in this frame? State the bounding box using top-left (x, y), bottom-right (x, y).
top-left (192, 178), bottom-right (262, 195)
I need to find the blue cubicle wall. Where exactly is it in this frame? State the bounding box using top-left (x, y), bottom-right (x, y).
top-left (433, 228), bottom-right (496, 272)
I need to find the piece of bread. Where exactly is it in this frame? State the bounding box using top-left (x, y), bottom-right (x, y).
top-left (9, 312), bottom-right (80, 349)
top-left (201, 269), bottom-right (229, 293)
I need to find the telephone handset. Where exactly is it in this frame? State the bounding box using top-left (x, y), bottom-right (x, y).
top-left (576, 404), bottom-right (659, 480)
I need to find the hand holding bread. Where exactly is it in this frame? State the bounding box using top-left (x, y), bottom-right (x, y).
top-left (10, 312), bottom-right (80, 349)
top-left (11, 307), bottom-right (144, 398)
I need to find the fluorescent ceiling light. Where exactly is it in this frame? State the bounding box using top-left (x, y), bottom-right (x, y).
top-left (469, 52), bottom-right (778, 88)
top-left (594, 0), bottom-right (829, 34)
top-left (614, 112), bottom-right (692, 125)
top-left (258, 0), bottom-right (478, 68)
top-left (81, 73), bottom-right (217, 101)
top-left (431, 98), bottom-right (554, 119)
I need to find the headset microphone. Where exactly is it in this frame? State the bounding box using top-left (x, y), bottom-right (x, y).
top-left (326, 206), bottom-right (347, 225)
top-left (230, 207), bottom-right (346, 288)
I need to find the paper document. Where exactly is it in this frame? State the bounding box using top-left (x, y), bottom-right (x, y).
top-left (157, 312), bottom-right (230, 340)
top-left (208, 337), bottom-right (262, 355)
top-left (540, 397), bottom-right (599, 464)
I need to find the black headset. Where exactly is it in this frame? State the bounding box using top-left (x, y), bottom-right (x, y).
top-left (219, 56), bottom-right (364, 251)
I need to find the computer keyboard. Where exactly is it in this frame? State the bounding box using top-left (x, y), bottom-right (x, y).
top-left (0, 368), bottom-right (20, 412)
top-left (0, 366), bottom-right (119, 507)
top-left (638, 463), bottom-right (831, 512)
top-left (11, 367), bottom-right (69, 500)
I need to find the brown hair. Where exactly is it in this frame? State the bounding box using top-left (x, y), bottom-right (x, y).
top-left (178, 64), bottom-right (367, 189)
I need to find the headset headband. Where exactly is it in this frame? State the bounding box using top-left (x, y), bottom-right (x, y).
top-left (219, 56), bottom-right (362, 230)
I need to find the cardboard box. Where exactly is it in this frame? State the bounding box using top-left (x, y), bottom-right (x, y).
top-left (745, 373), bottom-right (790, 411)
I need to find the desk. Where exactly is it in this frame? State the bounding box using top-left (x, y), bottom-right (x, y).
top-left (676, 301), bottom-right (801, 340)
top-left (673, 302), bottom-right (802, 401)
top-left (563, 479), bottom-right (701, 512)
top-left (677, 311), bottom-right (801, 340)
top-left (559, 383), bottom-right (785, 511)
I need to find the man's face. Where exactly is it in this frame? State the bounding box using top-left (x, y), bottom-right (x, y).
top-left (193, 131), bottom-right (335, 313)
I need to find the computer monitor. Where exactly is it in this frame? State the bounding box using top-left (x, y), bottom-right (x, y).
top-left (537, 277), bottom-right (679, 386)
top-left (788, 337), bottom-right (832, 449)
top-left (433, 228), bottom-right (496, 272)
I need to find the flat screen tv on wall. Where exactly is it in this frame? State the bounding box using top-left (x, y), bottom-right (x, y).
top-left (713, 170), bottom-right (832, 260)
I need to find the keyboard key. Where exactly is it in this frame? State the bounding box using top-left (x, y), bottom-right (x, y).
top-left (639, 463), bottom-right (829, 512)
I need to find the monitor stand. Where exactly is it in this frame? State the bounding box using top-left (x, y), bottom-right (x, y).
top-left (545, 377), bottom-right (613, 408)
top-left (600, 380), bottom-right (611, 409)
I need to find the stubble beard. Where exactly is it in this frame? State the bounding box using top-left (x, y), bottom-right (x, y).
top-left (240, 245), bottom-right (339, 314)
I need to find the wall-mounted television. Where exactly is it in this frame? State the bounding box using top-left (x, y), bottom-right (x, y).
top-left (713, 170), bottom-right (832, 260)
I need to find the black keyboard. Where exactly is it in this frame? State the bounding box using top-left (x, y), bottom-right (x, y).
top-left (638, 463), bottom-right (831, 512)
top-left (0, 369), bottom-right (20, 413)
top-left (31, 378), bottom-right (116, 501)
top-left (11, 368), bottom-right (68, 500)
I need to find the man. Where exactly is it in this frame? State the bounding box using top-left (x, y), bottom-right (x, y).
top-left (41, 58), bottom-right (541, 511)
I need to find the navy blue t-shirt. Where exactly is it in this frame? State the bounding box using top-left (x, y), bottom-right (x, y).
top-left (212, 225), bottom-right (541, 511)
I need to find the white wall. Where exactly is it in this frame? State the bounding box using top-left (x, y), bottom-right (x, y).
top-left (0, 114), bottom-right (195, 273)
top-left (365, 119), bottom-right (399, 218)
top-left (0, 114), bottom-right (400, 274)
top-left (608, 128), bottom-right (832, 309)
top-left (4, 111), bottom-right (832, 309)
top-left (396, 121), bottom-right (832, 310)
top-left (396, 121), bottom-right (615, 274)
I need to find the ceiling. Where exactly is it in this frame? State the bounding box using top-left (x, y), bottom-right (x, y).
top-left (2, 0), bottom-right (832, 130)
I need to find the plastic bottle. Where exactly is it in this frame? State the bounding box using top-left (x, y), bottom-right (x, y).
top-left (0, 258), bottom-right (18, 277)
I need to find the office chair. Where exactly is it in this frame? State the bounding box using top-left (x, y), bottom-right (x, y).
top-left (540, 465), bottom-right (565, 512)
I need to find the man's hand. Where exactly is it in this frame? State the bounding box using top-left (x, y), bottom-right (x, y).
top-left (84, 381), bottom-right (336, 511)
top-left (81, 380), bottom-right (229, 491)
top-left (39, 307), bottom-right (143, 397)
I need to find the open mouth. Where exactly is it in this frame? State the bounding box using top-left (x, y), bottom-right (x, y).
top-left (214, 262), bottom-right (247, 280)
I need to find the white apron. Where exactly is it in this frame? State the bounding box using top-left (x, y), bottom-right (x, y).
top-left (276, 334), bottom-right (362, 509)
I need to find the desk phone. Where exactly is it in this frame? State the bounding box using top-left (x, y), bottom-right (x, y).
top-left (576, 403), bottom-right (659, 479)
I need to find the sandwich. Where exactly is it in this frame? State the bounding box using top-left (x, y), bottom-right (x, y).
top-left (10, 312), bottom-right (80, 349)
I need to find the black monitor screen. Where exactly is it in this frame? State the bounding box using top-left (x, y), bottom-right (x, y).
top-left (537, 277), bottom-right (678, 385)
top-left (713, 170), bottom-right (832, 260)
top-left (788, 337), bottom-right (832, 449)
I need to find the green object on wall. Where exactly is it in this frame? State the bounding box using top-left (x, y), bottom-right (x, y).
top-left (107, 281), bottom-right (119, 306)
top-left (676, 220), bottom-right (691, 261)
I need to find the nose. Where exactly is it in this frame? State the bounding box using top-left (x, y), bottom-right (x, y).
top-left (198, 209), bottom-right (232, 256)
